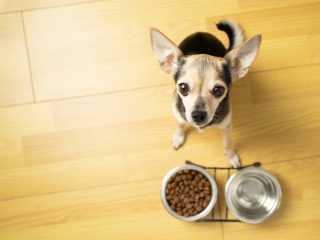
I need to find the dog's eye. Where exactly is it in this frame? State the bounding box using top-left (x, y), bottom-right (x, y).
top-left (212, 85), bottom-right (225, 98)
top-left (178, 83), bottom-right (190, 96)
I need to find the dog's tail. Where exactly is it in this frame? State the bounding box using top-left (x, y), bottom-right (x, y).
top-left (216, 19), bottom-right (244, 52)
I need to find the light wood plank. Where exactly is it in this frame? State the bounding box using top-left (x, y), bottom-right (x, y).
top-left (0, 102), bottom-right (53, 169)
top-left (0, 179), bottom-right (223, 240)
top-left (0, 0), bottom-right (96, 13)
top-left (52, 85), bottom-right (173, 130)
top-left (0, 0), bottom-right (317, 14)
top-left (0, 13), bottom-right (32, 106)
top-left (232, 65), bottom-right (320, 139)
top-left (0, 142), bottom-right (228, 200)
top-left (238, 0), bottom-right (320, 10)
top-left (22, 119), bottom-right (173, 165)
top-left (207, 3), bottom-right (320, 72)
top-left (21, 115), bottom-right (320, 167)
top-left (249, 64), bottom-right (320, 103)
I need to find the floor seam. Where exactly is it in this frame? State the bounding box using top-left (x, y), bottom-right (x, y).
top-left (0, 177), bottom-right (161, 202)
top-left (260, 155), bottom-right (320, 165)
top-left (0, 0), bottom-right (105, 15)
top-left (20, 11), bottom-right (36, 103)
top-left (249, 62), bottom-right (320, 75)
top-left (0, 83), bottom-right (173, 109)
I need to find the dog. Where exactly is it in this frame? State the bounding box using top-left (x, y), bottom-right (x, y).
top-left (150, 20), bottom-right (261, 167)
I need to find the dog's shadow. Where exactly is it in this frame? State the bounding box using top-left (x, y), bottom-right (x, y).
top-left (231, 72), bottom-right (311, 224)
top-left (231, 72), bottom-right (306, 161)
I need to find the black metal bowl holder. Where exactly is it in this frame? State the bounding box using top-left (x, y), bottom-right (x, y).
top-left (185, 160), bottom-right (261, 222)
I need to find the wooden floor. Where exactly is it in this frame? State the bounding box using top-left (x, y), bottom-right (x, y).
top-left (0, 0), bottom-right (319, 239)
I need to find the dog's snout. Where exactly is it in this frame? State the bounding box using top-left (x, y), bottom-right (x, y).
top-left (195, 102), bottom-right (205, 110)
top-left (191, 111), bottom-right (207, 124)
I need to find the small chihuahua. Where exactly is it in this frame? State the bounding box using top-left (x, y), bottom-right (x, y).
top-left (150, 20), bottom-right (261, 167)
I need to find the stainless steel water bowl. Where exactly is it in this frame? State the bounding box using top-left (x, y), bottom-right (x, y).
top-left (225, 167), bottom-right (282, 224)
top-left (160, 165), bottom-right (218, 222)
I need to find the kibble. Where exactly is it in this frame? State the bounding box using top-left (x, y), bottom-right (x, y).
top-left (166, 169), bottom-right (212, 217)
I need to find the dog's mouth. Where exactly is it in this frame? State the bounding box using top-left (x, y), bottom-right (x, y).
top-left (199, 121), bottom-right (211, 129)
top-left (199, 112), bottom-right (224, 129)
top-left (198, 120), bottom-right (212, 129)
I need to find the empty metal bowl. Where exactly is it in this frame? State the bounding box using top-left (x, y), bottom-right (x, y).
top-left (160, 164), bottom-right (218, 221)
top-left (225, 166), bottom-right (281, 224)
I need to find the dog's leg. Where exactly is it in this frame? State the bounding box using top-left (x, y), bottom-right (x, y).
top-left (172, 123), bottom-right (186, 150)
top-left (221, 123), bottom-right (240, 167)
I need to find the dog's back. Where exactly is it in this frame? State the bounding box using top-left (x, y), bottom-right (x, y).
top-left (179, 20), bottom-right (244, 57)
top-left (179, 32), bottom-right (227, 57)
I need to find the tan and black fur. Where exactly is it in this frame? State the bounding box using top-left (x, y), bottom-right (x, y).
top-left (150, 20), bottom-right (261, 167)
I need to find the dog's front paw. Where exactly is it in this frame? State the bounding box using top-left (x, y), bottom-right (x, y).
top-left (172, 128), bottom-right (185, 150)
top-left (228, 152), bottom-right (240, 168)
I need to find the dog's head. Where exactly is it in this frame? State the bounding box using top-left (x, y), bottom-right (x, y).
top-left (150, 28), bottom-right (261, 128)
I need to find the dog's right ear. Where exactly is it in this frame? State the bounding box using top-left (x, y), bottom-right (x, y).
top-left (150, 28), bottom-right (182, 74)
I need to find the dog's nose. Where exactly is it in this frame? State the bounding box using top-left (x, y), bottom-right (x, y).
top-left (191, 111), bottom-right (207, 124)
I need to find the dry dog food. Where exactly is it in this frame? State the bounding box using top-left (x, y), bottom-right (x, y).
top-left (165, 169), bottom-right (212, 217)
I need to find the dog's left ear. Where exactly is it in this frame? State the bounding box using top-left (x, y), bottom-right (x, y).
top-left (225, 35), bottom-right (261, 81)
top-left (150, 28), bottom-right (182, 74)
